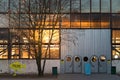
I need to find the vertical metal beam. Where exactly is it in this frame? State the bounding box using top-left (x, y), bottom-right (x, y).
top-left (100, 0), bottom-right (101, 28)
top-left (80, 0), bottom-right (81, 28)
top-left (8, 0), bottom-right (11, 59)
top-left (110, 0), bottom-right (113, 60)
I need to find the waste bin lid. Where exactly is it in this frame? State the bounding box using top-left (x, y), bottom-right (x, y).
top-left (100, 55), bottom-right (106, 62)
top-left (91, 56), bottom-right (97, 62)
top-left (84, 56), bottom-right (88, 62)
top-left (75, 56), bottom-right (80, 62)
top-left (66, 56), bottom-right (72, 62)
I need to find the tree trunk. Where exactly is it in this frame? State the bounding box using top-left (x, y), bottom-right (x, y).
top-left (36, 57), bottom-right (43, 76)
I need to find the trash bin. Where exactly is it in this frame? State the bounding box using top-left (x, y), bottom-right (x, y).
top-left (84, 63), bottom-right (91, 75)
top-left (111, 66), bottom-right (116, 74)
top-left (52, 67), bottom-right (58, 75)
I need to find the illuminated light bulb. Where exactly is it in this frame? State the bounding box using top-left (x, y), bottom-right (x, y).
top-left (114, 55), bottom-right (119, 59)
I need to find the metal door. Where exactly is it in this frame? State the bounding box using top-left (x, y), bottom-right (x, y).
top-left (73, 56), bottom-right (82, 73)
top-left (65, 55), bottom-right (73, 73)
top-left (99, 55), bottom-right (107, 73)
top-left (90, 55), bottom-right (98, 73)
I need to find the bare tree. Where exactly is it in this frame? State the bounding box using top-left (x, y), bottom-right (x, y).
top-left (0, 0), bottom-right (70, 76)
top-left (0, 0), bottom-right (72, 76)
top-left (9, 0), bottom-right (61, 76)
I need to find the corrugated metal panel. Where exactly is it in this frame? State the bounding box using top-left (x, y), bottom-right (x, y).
top-left (61, 29), bottom-right (111, 59)
top-left (60, 29), bottom-right (111, 73)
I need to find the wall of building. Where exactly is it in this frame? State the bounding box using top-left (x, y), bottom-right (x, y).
top-left (60, 29), bottom-right (111, 74)
top-left (112, 60), bottom-right (120, 74)
top-left (0, 60), bottom-right (60, 74)
top-left (0, 29), bottom-right (120, 74)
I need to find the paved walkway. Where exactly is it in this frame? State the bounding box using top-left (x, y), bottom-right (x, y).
top-left (58, 74), bottom-right (120, 80)
top-left (0, 74), bottom-right (120, 80)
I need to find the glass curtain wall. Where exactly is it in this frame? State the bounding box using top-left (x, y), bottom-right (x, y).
top-left (0, 0), bottom-right (120, 59)
top-left (0, 0), bottom-right (60, 59)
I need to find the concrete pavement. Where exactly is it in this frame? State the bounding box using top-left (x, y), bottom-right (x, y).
top-left (58, 74), bottom-right (120, 80)
top-left (0, 74), bottom-right (120, 80)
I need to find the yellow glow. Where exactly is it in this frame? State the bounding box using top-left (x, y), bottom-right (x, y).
top-left (44, 37), bottom-right (49, 43)
top-left (114, 55), bottom-right (119, 59)
top-left (23, 37), bottom-right (29, 43)
top-left (35, 21), bottom-right (59, 28)
top-left (61, 21), bottom-right (109, 28)
top-left (34, 30), bottom-right (59, 43)
top-left (112, 48), bottom-right (120, 59)
top-left (34, 20), bottom-right (110, 28)
top-left (0, 48), bottom-right (8, 59)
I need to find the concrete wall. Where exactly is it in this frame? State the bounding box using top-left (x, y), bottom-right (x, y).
top-left (0, 60), bottom-right (9, 73)
top-left (112, 60), bottom-right (120, 74)
top-left (0, 60), bottom-right (60, 74)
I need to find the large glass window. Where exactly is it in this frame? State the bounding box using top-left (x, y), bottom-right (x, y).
top-left (101, 14), bottom-right (110, 28)
top-left (11, 45), bottom-right (19, 59)
top-left (10, 0), bottom-right (19, 13)
top-left (10, 29), bottom-right (60, 59)
top-left (112, 30), bottom-right (120, 59)
top-left (101, 0), bottom-right (110, 13)
top-left (50, 45), bottom-right (59, 58)
top-left (81, 0), bottom-right (90, 13)
top-left (0, 28), bottom-right (60, 59)
top-left (112, 30), bottom-right (120, 44)
top-left (61, 0), bottom-right (70, 13)
top-left (80, 13), bottom-right (90, 28)
top-left (61, 14), bottom-right (70, 28)
top-left (20, 45), bottom-right (29, 59)
top-left (71, 14), bottom-right (80, 28)
top-left (0, 45), bottom-right (8, 59)
top-left (10, 14), bottom-right (20, 28)
top-left (112, 0), bottom-right (120, 13)
top-left (42, 45), bottom-right (59, 59)
top-left (0, 29), bottom-right (8, 42)
top-left (29, 30), bottom-right (59, 59)
top-left (0, 0), bottom-right (8, 12)
top-left (71, 0), bottom-right (80, 12)
top-left (112, 14), bottom-right (120, 28)
top-left (30, 0), bottom-right (38, 13)
top-left (50, 0), bottom-right (60, 13)
top-left (91, 0), bottom-right (100, 12)
top-left (20, 0), bottom-right (29, 13)
top-left (1, 0), bottom-right (120, 60)
top-left (112, 45), bottom-right (120, 59)
top-left (0, 14), bottom-right (9, 28)
top-left (20, 14), bottom-right (30, 28)
top-left (91, 13), bottom-right (101, 28)
top-left (0, 29), bottom-right (8, 59)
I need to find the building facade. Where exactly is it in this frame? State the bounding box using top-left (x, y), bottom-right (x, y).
top-left (0, 0), bottom-right (120, 74)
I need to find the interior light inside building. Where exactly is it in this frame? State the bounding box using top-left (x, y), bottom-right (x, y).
top-left (114, 54), bottom-right (119, 59)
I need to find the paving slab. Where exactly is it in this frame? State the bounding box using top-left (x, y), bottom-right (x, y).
top-left (58, 74), bottom-right (120, 80)
top-left (0, 73), bottom-right (120, 80)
